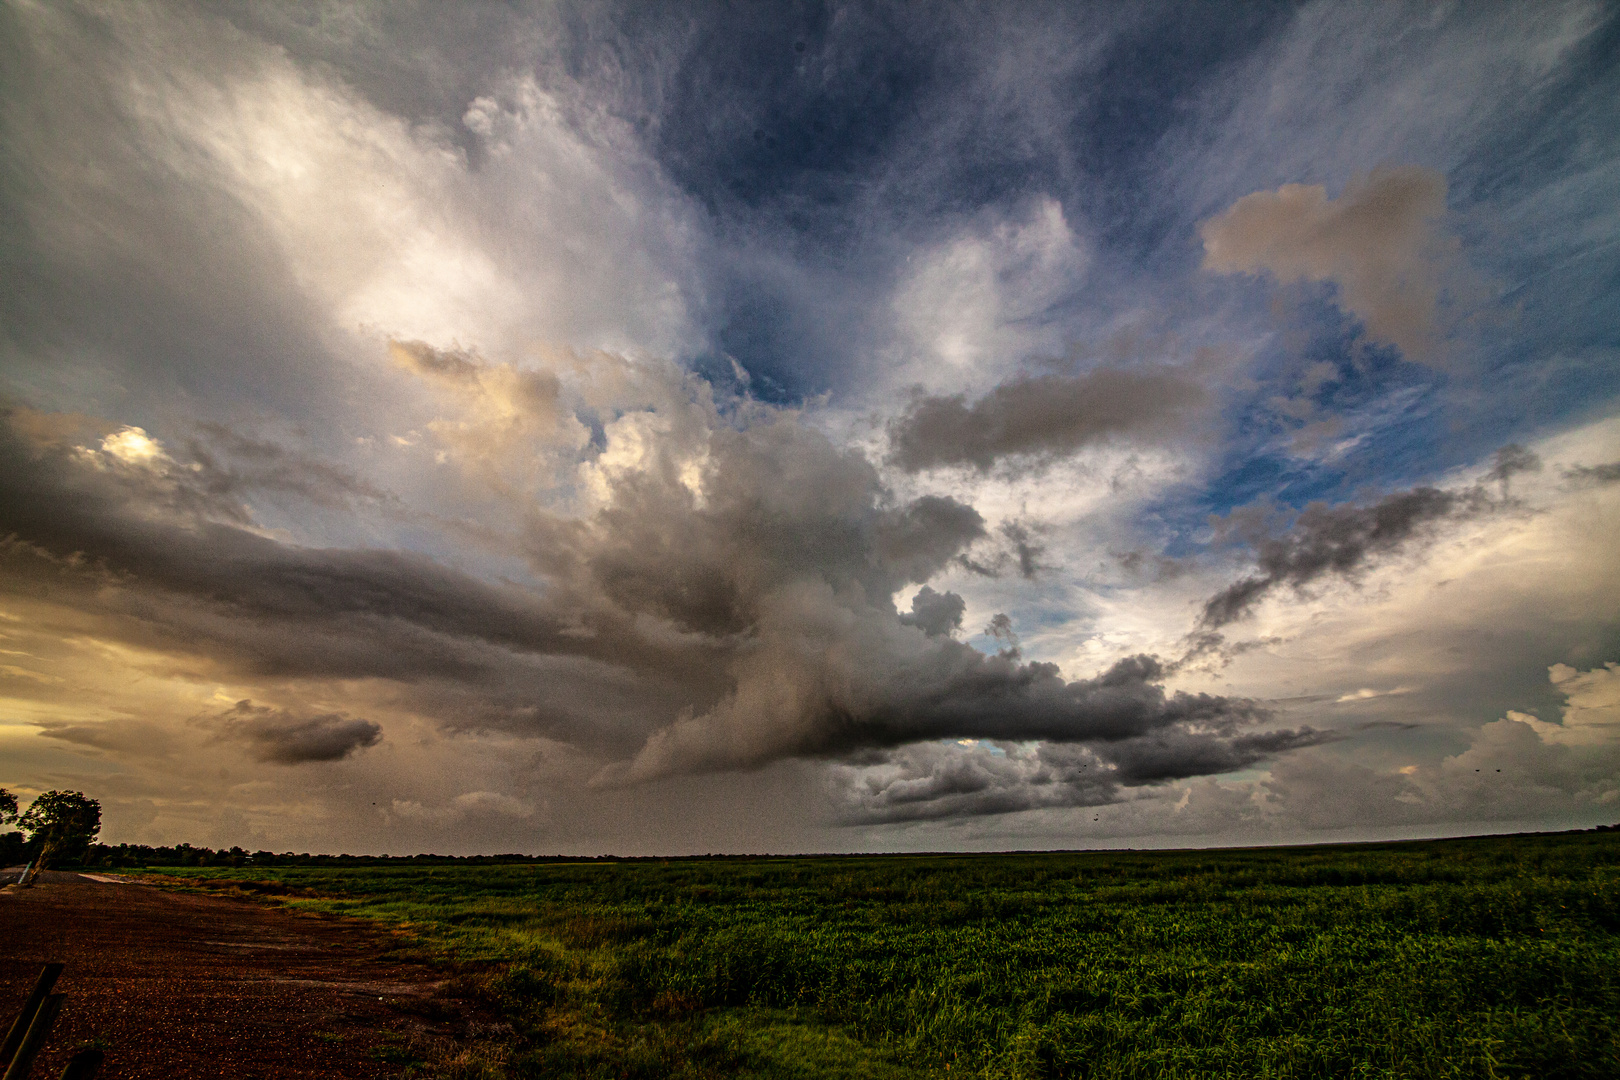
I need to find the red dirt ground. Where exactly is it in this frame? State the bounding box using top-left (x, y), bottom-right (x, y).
top-left (1, 871), bottom-right (484, 1079)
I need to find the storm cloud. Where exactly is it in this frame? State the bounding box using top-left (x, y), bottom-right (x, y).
top-left (831, 722), bottom-right (1331, 823)
top-left (0, 381), bottom-right (1291, 794)
top-left (900, 586), bottom-right (966, 638)
top-left (216, 700), bottom-right (382, 764)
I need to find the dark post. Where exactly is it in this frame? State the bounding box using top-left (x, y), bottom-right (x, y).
top-left (0, 993), bottom-right (63, 1080)
top-left (56, 1050), bottom-right (102, 1080)
top-left (0, 966), bottom-right (63, 1068)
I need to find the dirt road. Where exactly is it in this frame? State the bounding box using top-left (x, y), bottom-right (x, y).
top-left (0, 871), bottom-right (478, 1078)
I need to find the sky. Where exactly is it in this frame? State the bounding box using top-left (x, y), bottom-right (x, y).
top-left (1, 0), bottom-right (1618, 856)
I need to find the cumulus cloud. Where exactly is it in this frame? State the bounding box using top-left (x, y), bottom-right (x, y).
top-left (0, 388), bottom-right (1293, 795)
top-left (900, 586), bottom-right (966, 638)
top-left (1506, 662), bottom-right (1620, 747)
top-left (1201, 166), bottom-right (1459, 362)
top-left (829, 742), bottom-right (1114, 823)
top-left (387, 340), bottom-right (586, 491)
top-left (216, 700), bottom-right (382, 764)
top-left (1256, 658), bottom-right (1620, 833)
top-left (888, 367), bottom-right (1207, 473)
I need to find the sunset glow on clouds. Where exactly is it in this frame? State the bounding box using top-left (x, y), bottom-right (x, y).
top-left (1, 1), bottom-right (1617, 854)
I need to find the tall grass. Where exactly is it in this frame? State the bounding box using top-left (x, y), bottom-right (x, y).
top-left (160, 832), bottom-right (1620, 1078)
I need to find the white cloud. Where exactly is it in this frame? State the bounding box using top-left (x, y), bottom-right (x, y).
top-left (1334, 687), bottom-right (1414, 704)
top-left (6, 1), bottom-right (705, 371)
top-left (1507, 662), bottom-right (1620, 746)
top-left (98, 427), bottom-right (168, 468)
top-left (392, 790), bottom-right (539, 825)
top-left (890, 197), bottom-right (1088, 395)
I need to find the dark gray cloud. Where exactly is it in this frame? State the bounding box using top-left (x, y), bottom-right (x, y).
top-left (984, 613), bottom-right (1019, 656)
top-left (0, 419), bottom-right (573, 671)
top-left (1102, 726), bottom-right (1330, 783)
top-left (1199, 484), bottom-right (1483, 629)
top-left (831, 720), bottom-right (1331, 823)
top-left (830, 742), bottom-right (1115, 823)
top-left (216, 700), bottom-right (382, 764)
top-left (1001, 521), bottom-right (1047, 580)
top-left (1169, 630), bottom-right (1283, 673)
top-left (1114, 549), bottom-right (1190, 582)
top-left (185, 424), bottom-right (393, 509)
top-left (1485, 443), bottom-right (1541, 491)
top-left (558, 406), bottom-right (1285, 782)
top-left (900, 586), bottom-right (965, 638)
top-left (888, 368), bottom-right (1206, 473)
top-left (873, 495), bottom-right (988, 584)
top-left (1565, 461), bottom-right (1620, 486)
top-left (823, 652), bottom-right (1274, 752)
top-left (943, 521), bottom-right (1050, 580)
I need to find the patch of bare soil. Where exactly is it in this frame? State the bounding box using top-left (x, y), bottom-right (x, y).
top-left (0, 871), bottom-right (488, 1079)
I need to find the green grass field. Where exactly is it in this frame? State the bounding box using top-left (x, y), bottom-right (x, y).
top-left (155, 831), bottom-right (1620, 1079)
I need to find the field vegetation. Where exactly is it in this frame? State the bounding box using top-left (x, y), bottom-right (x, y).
top-left (153, 831), bottom-right (1620, 1079)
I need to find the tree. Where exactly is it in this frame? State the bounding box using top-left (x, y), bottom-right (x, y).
top-left (0, 789), bottom-right (19, 869)
top-left (18, 790), bottom-right (101, 882)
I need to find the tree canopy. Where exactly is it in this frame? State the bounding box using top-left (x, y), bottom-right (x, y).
top-left (18, 789), bottom-right (102, 868)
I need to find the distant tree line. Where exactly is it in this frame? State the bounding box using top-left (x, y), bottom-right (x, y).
top-left (58, 828), bottom-right (1620, 869)
top-left (76, 845), bottom-right (594, 868)
top-left (7, 835), bottom-right (621, 868)
top-left (5, 785), bottom-right (1616, 871)
top-left (74, 846), bottom-right (824, 867)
